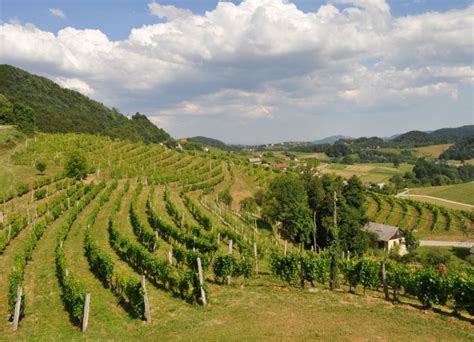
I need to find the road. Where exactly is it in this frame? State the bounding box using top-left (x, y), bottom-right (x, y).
top-left (419, 240), bottom-right (473, 248)
top-left (397, 191), bottom-right (473, 211)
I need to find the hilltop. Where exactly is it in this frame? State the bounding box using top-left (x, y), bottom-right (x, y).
top-left (0, 65), bottom-right (170, 144)
top-left (187, 136), bottom-right (230, 150)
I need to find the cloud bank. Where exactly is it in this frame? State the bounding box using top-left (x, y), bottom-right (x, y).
top-left (1, 0), bottom-right (472, 142)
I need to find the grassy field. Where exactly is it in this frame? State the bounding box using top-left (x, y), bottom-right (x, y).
top-left (3, 267), bottom-right (473, 340)
top-left (320, 163), bottom-right (413, 183)
top-left (406, 183), bottom-right (474, 206)
top-left (413, 144), bottom-right (453, 158)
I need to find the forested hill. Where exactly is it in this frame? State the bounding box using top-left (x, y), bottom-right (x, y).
top-left (188, 136), bottom-right (230, 150)
top-left (0, 64), bottom-right (171, 143)
top-left (430, 125), bottom-right (474, 139)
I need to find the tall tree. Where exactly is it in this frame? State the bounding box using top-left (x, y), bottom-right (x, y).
top-left (13, 103), bottom-right (36, 135)
top-left (262, 173), bottom-right (313, 244)
top-left (0, 94), bottom-right (13, 124)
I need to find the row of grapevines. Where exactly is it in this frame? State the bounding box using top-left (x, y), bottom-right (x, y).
top-left (55, 182), bottom-right (105, 325)
top-left (84, 181), bottom-right (146, 319)
top-left (108, 219), bottom-right (204, 303)
top-left (129, 183), bottom-right (158, 252)
top-left (0, 181), bottom-right (83, 251)
top-left (146, 199), bottom-right (218, 254)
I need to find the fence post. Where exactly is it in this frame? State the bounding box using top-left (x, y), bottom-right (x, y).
top-left (381, 262), bottom-right (390, 301)
top-left (253, 241), bottom-right (258, 274)
top-left (168, 249), bottom-right (173, 265)
top-left (12, 286), bottom-right (22, 331)
top-left (82, 292), bottom-right (91, 333)
top-left (197, 257), bottom-right (207, 305)
top-left (141, 276), bottom-right (152, 322)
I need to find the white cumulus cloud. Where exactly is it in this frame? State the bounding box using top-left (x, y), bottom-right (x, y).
top-left (0, 0), bottom-right (472, 142)
top-left (49, 8), bottom-right (66, 19)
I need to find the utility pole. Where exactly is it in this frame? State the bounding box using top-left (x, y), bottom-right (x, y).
top-left (313, 210), bottom-right (317, 252)
top-left (330, 191), bottom-right (338, 291)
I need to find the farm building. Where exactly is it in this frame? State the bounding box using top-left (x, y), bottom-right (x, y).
top-left (249, 157), bottom-right (262, 164)
top-left (275, 163), bottom-right (288, 171)
top-left (365, 222), bottom-right (408, 255)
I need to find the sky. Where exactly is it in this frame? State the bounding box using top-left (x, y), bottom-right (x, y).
top-left (0, 0), bottom-right (473, 144)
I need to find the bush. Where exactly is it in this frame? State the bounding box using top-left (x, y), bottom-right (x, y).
top-left (65, 152), bottom-right (88, 180)
top-left (36, 161), bottom-right (46, 174)
top-left (34, 189), bottom-right (47, 200)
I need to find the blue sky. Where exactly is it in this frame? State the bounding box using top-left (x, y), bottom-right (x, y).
top-left (0, 1), bottom-right (472, 143)
top-left (1, 0), bottom-right (472, 41)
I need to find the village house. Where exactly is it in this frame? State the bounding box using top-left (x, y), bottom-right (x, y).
top-left (364, 222), bottom-right (408, 255)
top-left (275, 163), bottom-right (288, 171)
top-left (248, 157), bottom-right (262, 165)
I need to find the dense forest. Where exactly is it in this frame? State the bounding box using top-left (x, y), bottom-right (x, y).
top-left (439, 137), bottom-right (474, 161)
top-left (0, 65), bottom-right (171, 144)
top-left (390, 159), bottom-right (474, 188)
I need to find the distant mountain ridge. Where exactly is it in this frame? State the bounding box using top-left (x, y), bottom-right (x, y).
top-left (311, 135), bottom-right (353, 145)
top-left (0, 64), bottom-right (171, 144)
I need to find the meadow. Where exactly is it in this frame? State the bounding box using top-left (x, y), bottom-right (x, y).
top-left (406, 183), bottom-right (474, 206)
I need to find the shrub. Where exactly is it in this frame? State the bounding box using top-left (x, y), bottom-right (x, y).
top-left (34, 189), bottom-right (47, 200)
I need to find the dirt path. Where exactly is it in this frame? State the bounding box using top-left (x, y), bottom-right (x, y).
top-left (397, 192), bottom-right (473, 211)
top-left (420, 240), bottom-right (473, 247)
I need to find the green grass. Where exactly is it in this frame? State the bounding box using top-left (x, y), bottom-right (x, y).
top-left (321, 163), bottom-right (413, 183)
top-left (3, 273), bottom-right (473, 340)
top-left (407, 183), bottom-right (474, 206)
top-left (414, 246), bottom-right (473, 272)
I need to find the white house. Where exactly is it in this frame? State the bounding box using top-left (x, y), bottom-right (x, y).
top-left (365, 222), bottom-right (408, 255)
top-left (249, 158), bottom-right (262, 164)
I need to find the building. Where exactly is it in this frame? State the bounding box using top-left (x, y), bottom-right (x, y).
top-left (248, 158), bottom-right (262, 164)
top-left (364, 222), bottom-right (408, 255)
top-left (275, 163), bottom-right (288, 171)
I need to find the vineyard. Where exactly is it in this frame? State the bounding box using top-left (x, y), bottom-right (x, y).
top-left (366, 192), bottom-right (473, 241)
top-left (0, 131), bottom-right (472, 340)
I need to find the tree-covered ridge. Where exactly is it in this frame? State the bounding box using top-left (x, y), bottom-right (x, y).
top-left (439, 136), bottom-right (474, 161)
top-left (0, 64), bottom-right (170, 143)
top-left (431, 125), bottom-right (474, 139)
top-left (188, 136), bottom-right (230, 150)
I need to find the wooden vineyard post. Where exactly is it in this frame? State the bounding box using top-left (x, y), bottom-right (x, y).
top-left (168, 249), bottom-right (173, 265)
top-left (82, 293), bottom-right (91, 333)
top-left (228, 240), bottom-right (233, 255)
top-left (253, 241), bottom-right (258, 274)
top-left (284, 240), bottom-right (288, 256)
top-left (12, 286), bottom-right (22, 332)
top-left (217, 232), bottom-right (221, 243)
top-left (381, 262), bottom-right (390, 301)
top-left (197, 257), bottom-right (207, 305)
top-left (141, 276), bottom-right (152, 322)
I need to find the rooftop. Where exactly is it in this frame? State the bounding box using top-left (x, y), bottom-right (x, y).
top-left (364, 222), bottom-right (404, 241)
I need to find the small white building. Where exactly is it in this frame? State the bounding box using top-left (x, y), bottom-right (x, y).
top-left (365, 222), bottom-right (408, 255)
top-left (248, 158), bottom-right (262, 165)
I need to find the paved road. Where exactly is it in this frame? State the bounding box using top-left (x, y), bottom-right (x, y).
top-left (420, 240), bottom-right (473, 248)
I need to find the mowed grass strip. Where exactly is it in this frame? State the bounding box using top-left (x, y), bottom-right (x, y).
top-left (408, 183), bottom-right (474, 206)
top-left (7, 191), bottom-right (98, 338)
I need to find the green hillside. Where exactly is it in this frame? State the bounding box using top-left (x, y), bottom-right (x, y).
top-left (0, 65), bottom-right (170, 144)
top-left (188, 136), bottom-right (230, 150)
